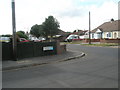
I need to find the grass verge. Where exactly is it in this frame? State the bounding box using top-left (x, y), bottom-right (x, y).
top-left (81, 43), bottom-right (119, 47)
top-left (61, 42), bottom-right (119, 47)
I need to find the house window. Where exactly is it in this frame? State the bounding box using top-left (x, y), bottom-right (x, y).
top-left (108, 32), bottom-right (111, 37)
top-left (107, 33), bottom-right (109, 37)
top-left (107, 32), bottom-right (111, 37)
top-left (92, 34), bottom-right (94, 39)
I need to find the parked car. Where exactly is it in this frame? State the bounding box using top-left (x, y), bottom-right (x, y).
top-left (65, 34), bottom-right (79, 42)
top-left (19, 38), bottom-right (30, 42)
top-left (30, 37), bottom-right (46, 42)
top-left (0, 37), bottom-right (10, 42)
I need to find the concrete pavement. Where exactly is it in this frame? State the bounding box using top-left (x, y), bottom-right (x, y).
top-left (2, 51), bottom-right (85, 71)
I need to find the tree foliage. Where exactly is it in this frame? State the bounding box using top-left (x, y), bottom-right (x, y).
top-left (18, 31), bottom-right (25, 34)
top-left (1, 34), bottom-right (12, 37)
top-left (16, 31), bottom-right (28, 39)
top-left (42, 16), bottom-right (60, 38)
top-left (30, 24), bottom-right (43, 38)
top-left (30, 16), bottom-right (60, 40)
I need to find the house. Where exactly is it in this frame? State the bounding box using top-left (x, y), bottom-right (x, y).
top-left (91, 20), bottom-right (120, 39)
top-left (71, 30), bottom-right (88, 36)
top-left (70, 30), bottom-right (88, 39)
top-left (54, 29), bottom-right (71, 41)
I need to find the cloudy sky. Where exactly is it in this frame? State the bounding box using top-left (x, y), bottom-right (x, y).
top-left (0, 0), bottom-right (119, 34)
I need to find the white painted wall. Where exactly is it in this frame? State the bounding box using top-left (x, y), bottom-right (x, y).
top-left (112, 31), bottom-right (120, 39)
top-left (103, 32), bottom-right (112, 39)
top-left (80, 30), bottom-right (120, 39)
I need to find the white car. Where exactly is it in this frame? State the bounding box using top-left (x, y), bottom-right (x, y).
top-left (65, 34), bottom-right (79, 42)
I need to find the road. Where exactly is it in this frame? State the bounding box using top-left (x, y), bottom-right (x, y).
top-left (2, 44), bottom-right (118, 88)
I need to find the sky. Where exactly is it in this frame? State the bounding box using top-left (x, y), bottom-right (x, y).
top-left (0, 0), bottom-right (119, 35)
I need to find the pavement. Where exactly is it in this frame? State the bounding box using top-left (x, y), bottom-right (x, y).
top-left (2, 50), bottom-right (85, 71)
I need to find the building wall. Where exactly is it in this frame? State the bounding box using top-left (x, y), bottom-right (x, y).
top-left (103, 32), bottom-right (113, 39)
top-left (91, 32), bottom-right (102, 39)
top-left (103, 31), bottom-right (120, 39)
top-left (81, 31), bottom-right (120, 39)
top-left (84, 34), bottom-right (89, 39)
top-left (112, 31), bottom-right (120, 39)
top-left (94, 33), bottom-right (102, 39)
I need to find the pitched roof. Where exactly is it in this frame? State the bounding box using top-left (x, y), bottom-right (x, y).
top-left (58, 29), bottom-right (70, 36)
top-left (71, 30), bottom-right (88, 35)
top-left (91, 20), bottom-right (120, 33)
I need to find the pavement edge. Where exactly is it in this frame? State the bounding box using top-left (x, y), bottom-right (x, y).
top-left (2, 52), bottom-right (85, 71)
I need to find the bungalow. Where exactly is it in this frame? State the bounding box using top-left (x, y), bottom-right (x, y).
top-left (91, 20), bottom-right (120, 39)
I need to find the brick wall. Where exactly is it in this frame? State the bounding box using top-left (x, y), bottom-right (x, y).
top-left (100, 39), bottom-right (120, 43)
top-left (82, 39), bottom-right (120, 43)
top-left (57, 41), bottom-right (66, 54)
top-left (82, 39), bottom-right (100, 43)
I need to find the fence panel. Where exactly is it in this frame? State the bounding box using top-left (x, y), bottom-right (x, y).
top-left (17, 42), bottom-right (34, 59)
top-left (2, 42), bottom-right (13, 60)
top-left (33, 42), bottom-right (43, 57)
top-left (2, 41), bottom-right (58, 60)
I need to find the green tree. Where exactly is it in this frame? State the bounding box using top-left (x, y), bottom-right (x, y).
top-left (42, 16), bottom-right (60, 39)
top-left (30, 24), bottom-right (43, 38)
top-left (18, 31), bottom-right (25, 34)
top-left (16, 31), bottom-right (28, 39)
top-left (1, 34), bottom-right (12, 37)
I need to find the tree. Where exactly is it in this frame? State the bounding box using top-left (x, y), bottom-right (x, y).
top-left (16, 31), bottom-right (28, 39)
top-left (42, 16), bottom-right (60, 39)
top-left (30, 24), bottom-right (43, 38)
top-left (18, 31), bottom-right (25, 34)
top-left (1, 34), bottom-right (12, 37)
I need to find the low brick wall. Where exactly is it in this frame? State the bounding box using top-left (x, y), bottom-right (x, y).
top-left (72, 39), bottom-right (83, 41)
top-left (82, 39), bottom-right (120, 43)
top-left (57, 41), bottom-right (66, 54)
top-left (100, 39), bottom-right (120, 43)
top-left (82, 39), bottom-right (100, 43)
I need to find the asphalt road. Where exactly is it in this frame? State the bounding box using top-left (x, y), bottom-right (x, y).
top-left (2, 44), bottom-right (118, 88)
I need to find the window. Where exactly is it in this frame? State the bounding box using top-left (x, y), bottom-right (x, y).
top-left (92, 34), bottom-right (94, 39)
top-left (106, 32), bottom-right (111, 37)
top-left (108, 32), bottom-right (111, 37)
top-left (107, 33), bottom-right (109, 37)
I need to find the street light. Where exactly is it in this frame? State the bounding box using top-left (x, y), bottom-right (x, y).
top-left (12, 0), bottom-right (17, 60)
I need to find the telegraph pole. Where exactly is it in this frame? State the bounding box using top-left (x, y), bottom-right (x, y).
top-left (12, 0), bottom-right (17, 60)
top-left (89, 11), bottom-right (91, 44)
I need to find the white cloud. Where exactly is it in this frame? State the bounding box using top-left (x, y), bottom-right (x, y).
top-left (0, 0), bottom-right (118, 34)
top-left (57, 0), bottom-right (118, 31)
top-left (90, 1), bottom-right (118, 29)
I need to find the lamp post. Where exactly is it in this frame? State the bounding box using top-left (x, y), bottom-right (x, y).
top-left (89, 11), bottom-right (91, 44)
top-left (12, 0), bottom-right (17, 60)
